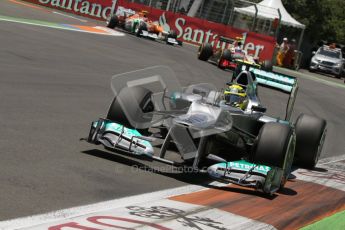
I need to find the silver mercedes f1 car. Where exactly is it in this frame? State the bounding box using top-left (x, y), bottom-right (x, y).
top-left (86, 65), bottom-right (326, 195)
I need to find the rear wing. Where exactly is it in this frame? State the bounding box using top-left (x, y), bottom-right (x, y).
top-left (115, 6), bottom-right (136, 17)
top-left (249, 68), bottom-right (296, 93)
top-left (238, 63), bottom-right (298, 122)
top-left (219, 36), bottom-right (236, 44)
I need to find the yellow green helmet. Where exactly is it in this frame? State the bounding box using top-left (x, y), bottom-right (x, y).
top-left (224, 84), bottom-right (247, 109)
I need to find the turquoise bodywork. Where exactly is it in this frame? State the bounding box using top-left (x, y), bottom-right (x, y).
top-left (208, 159), bottom-right (283, 194)
top-left (249, 67), bottom-right (296, 93)
top-left (92, 120), bottom-right (153, 154)
top-left (211, 160), bottom-right (271, 175)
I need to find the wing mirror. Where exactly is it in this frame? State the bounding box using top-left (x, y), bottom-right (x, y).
top-left (251, 105), bottom-right (267, 113)
top-left (312, 51), bottom-right (316, 55)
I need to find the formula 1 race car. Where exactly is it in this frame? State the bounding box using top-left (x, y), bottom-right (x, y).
top-left (198, 37), bottom-right (273, 71)
top-left (106, 7), bottom-right (178, 45)
top-left (86, 65), bottom-right (326, 195)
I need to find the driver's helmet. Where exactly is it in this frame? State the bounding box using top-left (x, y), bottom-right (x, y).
top-left (224, 84), bottom-right (247, 109)
top-left (139, 10), bottom-right (149, 18)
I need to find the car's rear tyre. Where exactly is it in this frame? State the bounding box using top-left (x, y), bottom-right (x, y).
top-left (166, 30), bottom-right (177, 45)
top-left (294, 114), bottom-right (327, 169)
top-left (222, 49), bottom-right (232, 61)
top-left (217, 49), bottom-right (232, 69)
top-left (262, 60), bottom-right (273, 71)
top-left (107, 86), bottom-right (154, 134)
top-left (198, 43), bottom-right (213, 61)
top-left (253, 123), bottom-right (295, 188)
top-left (107, 15), bottom-right (118, 29)
top-left (168, 30), bottom-right (177, 39)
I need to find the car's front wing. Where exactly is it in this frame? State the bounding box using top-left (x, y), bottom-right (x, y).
top-left (208, 160), bottom-right (284, 195)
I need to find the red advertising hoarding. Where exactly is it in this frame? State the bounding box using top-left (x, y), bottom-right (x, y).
top-left (22, 0), bottom-right (276, 60)
top-left (23, 0), bottom-right (114, 20)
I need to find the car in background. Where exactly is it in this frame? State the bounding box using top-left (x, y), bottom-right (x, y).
top-left (309, 45), bottom-right (345, 78)
top-left (197, 37), bottom-right (273, 72)
top-left (106, 7), bottom-right (178, 45)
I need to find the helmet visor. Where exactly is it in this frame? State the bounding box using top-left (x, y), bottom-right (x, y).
top-left (225, 94), bottom-right (243, 105)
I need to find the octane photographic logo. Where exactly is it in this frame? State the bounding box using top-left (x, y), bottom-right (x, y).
top-left (38, 0), bottom-right (112, 19)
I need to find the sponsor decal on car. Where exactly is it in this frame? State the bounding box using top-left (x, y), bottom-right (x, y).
top-left (214, 160), bottom-right (271, 175)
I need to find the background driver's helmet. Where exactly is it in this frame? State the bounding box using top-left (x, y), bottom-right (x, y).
top-left (140, 10), bottom-right (149, 17)
top-left (224, 84), bottom-right (247, 109)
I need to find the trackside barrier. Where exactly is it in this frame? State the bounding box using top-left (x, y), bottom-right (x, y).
top-left (21, 0), bottom-right (276, 61)
top-left (23, 0), bottom-right (114, 20)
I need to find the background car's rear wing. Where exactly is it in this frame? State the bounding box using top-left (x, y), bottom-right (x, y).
top-left (238, 63), bottom-right (298, 122)
top-left (219, 36), bottom-right (236, 44)
top-left (115, 6), bottom-right (136, 17)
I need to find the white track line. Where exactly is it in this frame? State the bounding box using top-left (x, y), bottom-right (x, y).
top-left (294, 154), bottom-right (345, 192)
top-left (0, 181), bottom-right (274, 230)
top-left (0, 184), bottom-right (209, 229)
top-left (0, 16), bottom-right (124, 36)
top-left (1, 155), bottom-right (344, 229)
top-left (52, 11), bottom-right (88, 22)
top-left (318, 154), bottom-right (345, 165)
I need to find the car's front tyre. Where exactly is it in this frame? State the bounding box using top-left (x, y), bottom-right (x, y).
top-left (253, 123), bottom-right (296, 189)
top-left (261, 60), bottom-right (273, 71)
top-left (107, 86), bottom-right (154, 134)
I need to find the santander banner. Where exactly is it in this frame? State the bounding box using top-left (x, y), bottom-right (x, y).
top-left (23, 0), bottom-right (276, 60)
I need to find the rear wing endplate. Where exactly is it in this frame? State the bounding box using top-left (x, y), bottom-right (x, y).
top-left (239, 64), bottom-right (298, 122)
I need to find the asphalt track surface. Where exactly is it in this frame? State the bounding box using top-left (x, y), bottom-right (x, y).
top-left (1, 0), bottom-right (345, 221)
